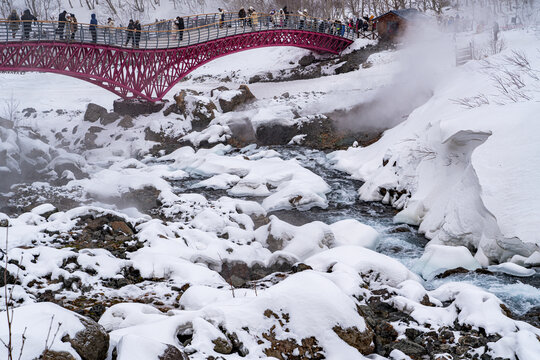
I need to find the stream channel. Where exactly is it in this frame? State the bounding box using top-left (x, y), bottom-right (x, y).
top-left (171, 145), bottom-right (540, 318)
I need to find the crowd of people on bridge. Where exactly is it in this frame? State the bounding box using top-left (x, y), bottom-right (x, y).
top-left (230, 6), bottom-right (376, 38)
top-left (3, 6), bottom-right (377, 46)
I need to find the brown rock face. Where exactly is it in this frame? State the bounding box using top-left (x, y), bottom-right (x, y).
top-left (219, 85), bottom-right (256, 113)
top-left (41, 350), bottom-right (77, 360)
top-left (333, 325), bottom-right (375, 355)
top-left (212, 337), bottom-right (233, 354)
top-left (158, 345), bottom-right (188, 360)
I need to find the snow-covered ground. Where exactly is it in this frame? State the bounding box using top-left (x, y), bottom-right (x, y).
top-left (1, 23), bottom-right (539, 360)
top-left (331, 29), bottom-right (540, 266)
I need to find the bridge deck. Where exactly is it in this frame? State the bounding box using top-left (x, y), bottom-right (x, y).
top-left (1, 13), bottom-right (361, 50)
top-left (0, 13), bottom-right (367, 101)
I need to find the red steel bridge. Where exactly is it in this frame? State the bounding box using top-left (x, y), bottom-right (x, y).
top-left (0, 13), bottom-right (355, 102)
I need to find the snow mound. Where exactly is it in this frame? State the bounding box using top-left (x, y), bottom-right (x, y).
top-left (488, 263), bottom-right (536, 277)
top-left (413, 245), bottom-right (480, 280)
top-left (329, 219), bottom-right (379, 250)
top-left (305, 246), bottom-right (420, 286)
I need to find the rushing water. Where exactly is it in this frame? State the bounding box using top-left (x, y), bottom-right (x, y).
top-left (173, 145), bottom-right (539, 316)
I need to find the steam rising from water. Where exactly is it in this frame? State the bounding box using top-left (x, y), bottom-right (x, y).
top-left (332, 20), bottom-right (454, 133)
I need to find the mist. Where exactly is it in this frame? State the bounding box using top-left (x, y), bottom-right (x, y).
top-left (330, 19), bottom-right (455, 134)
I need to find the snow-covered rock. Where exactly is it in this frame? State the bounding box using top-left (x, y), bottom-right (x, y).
top-left (488, 263), bottom-right (536, 277)
top-left (413, 245), bottom-right (481, 280)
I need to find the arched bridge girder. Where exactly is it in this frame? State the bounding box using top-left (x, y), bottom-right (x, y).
top-left (0, 30), bottom-right (352, 102)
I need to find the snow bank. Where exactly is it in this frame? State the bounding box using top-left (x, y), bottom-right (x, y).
top-left (330, 29), bottom-right (540, 263)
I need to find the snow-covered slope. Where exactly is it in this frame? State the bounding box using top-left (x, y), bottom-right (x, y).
top-left (331, 29), bottom-right (540, 264)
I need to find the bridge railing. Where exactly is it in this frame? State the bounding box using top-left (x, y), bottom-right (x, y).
top-left (0, 13), bottom-right (356, 49)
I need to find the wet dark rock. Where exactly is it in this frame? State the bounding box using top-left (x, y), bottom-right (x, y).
top-left (84, 104), bottom-right (107, 123)
top-left (113, 99), bottom-right (166, 116)
top-left (515, 306), bottom-right (540, 328)
top-left (474, 268), bottom-right (494, 275)
top-left (0, 267), bottom-right (16, 287)
top-left (219, 85), bottom-right (255, 113)
top-left (62, 317), bottom-right (109, 360)
top-left (158, 345), bottom-right (188, 360)
top-left (389, 339), bottom-right (427, 359)
top-left (333, 325), bottom-right (375, 354)
top-left (435, 267), bottom-right (471, 279)
top-left (388, 225), bottom-right (413, 233)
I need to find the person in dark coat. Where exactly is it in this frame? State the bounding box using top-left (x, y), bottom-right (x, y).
top-left (8, 10), bottom-right (20, 39)
top-left (125, 19), bottom-right (135, 46)
top-left (89, 13), bottom-right (98, 43)
top-left (21, 9), bottom-right (37, 40)
top-left (355, 17), bottom-right (363, 37)
top-left (238, 7), bottom-right (246, 27)
top-left (134, 20), bottom-right (141, 48)
top-left (57, 10), bottom-right (67, 39)
top-left (283, 6), bottom-right (289, 26)
top-left (174, 17), bottom-right (184, 41)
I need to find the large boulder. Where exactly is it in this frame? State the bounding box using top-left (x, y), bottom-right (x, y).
top-left (255, 116), bottom-right (342, 149)
top-left (298, 54), bottom-right (316, 67)
top-left (100, 112), bottom-right (121, 126)
top-left (113, 99), bottom-right (166, 116)
top-left (165, 90), bottom-right (216, 130)
top-left (84, 103), bottom-right (108, 123)
top-left (218, 85), bottom-right (255, 113)
top-left (62, 317), bottom-right (109, 360)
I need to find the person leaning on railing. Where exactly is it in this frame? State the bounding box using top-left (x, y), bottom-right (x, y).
top-left (125, 19), bottom-right (135, 46)
top-left (67, 13), bottom-right (77, 40)
top-left (8, 10), bottom-right (20, 39)
top-left (134, 20), bottom-right (141, 48)
top-left (238, 7), bottom-right (246, 27)
top-left (57, 10), bottom-right (67, 39)
top-left (21, 9), bottom-right (37, 40)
